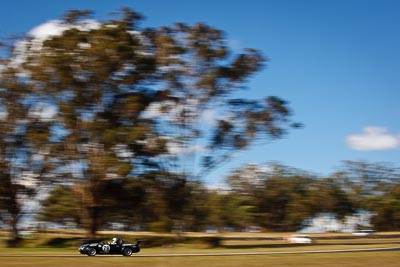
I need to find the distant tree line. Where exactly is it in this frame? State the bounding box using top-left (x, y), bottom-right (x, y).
top-left (39, 161), bottom-right (400, 233)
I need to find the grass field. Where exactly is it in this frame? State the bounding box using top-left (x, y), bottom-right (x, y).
top-left (1, 232), bottom-right (399, 266)
top-left (0, 250), bottom-right (399, 267)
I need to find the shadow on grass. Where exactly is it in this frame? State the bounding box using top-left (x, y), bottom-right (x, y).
top-left (220, 241), bottom-right (400, 249)
top-left (220, 243), bottom-right (316, 249)
top-left (43, 237), bottom-right (82, 248)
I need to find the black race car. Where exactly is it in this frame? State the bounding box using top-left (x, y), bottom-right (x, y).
top-left (79, 237), bottom-right (141, 256)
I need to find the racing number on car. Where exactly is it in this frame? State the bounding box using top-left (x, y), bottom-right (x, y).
top-left (102, 244), bottom-right (110, 253)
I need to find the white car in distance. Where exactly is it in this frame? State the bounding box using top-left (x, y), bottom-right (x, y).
top-left (286, 234), bottom-right (313, 244)
top-left (352, 230), bottom-right (375, 237)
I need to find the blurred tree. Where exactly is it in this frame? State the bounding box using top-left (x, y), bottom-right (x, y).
top-left (369, 183), bottom-right (400, 230)
top-left (134, 172), bottom-right (210, 232)
top-left (307, 177), bottom-right (355, 220)
top-left (206, 191), bottom-right (256, 231)
top-left (39, 185), bottom-right (80, 226)
top-left (98, 178), bottom-right (147, 230)
top-left (180, 182), bottom-right (210, 231)
top-left (225, 164), bottom-right (264, 199)
top-left (144, 22), bottom-right (298, 230)
top-left (1, 6), bottom-right (298, 236)
top-left (226, 163), bottom-right (316, 231)
top-left (0, 55), bottom-right (54, 243)
top-left (257, 175), bottom-right (309, 231)
top-left (150, 23), bottom-right (299, 181)
top-left (225, 162), bottom-right (400, 231)
top-left (333, 161), bottom-right (400, 210)
top-left (2, 8), bottom-right (166, 237)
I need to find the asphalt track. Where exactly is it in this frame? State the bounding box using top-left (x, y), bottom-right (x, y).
top-left (1, 246), bottom-right (399, 258)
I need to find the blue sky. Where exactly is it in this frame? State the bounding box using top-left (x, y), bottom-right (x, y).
top-left (1, 0), bottom-right (400, 185)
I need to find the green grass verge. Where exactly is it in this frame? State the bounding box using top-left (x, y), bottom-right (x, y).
top-left (1, 234), bottom-right (399, 267)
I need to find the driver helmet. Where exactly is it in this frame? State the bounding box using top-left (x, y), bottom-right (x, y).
top-left (111, 237), bottom-right (118, 244)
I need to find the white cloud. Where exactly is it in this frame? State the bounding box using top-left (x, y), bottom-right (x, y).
top-left (28, 20), bottom-right (69, 41)
top-left (346, 126), bottom-right (400, 151)
top-left (28, 19), bottom-right (100, 41)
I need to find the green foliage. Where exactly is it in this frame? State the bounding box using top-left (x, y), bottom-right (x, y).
top-left (147, 219), bottom-right (174, 232)
top-left (37, 160), bottom-right (400, 233)
top-left (204, 191), bottom-right (257, 231)
top-left (39, 186), bottom-right (80, 225)
top-left (224, 162), bottom-right (400, 232)
top-left (369, 184), bottom-right (400, 230)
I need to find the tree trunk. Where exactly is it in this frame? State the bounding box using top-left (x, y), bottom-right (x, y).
top-left (7, 213), bottom-right (21, 247)
top-left (4, 178), bottom-right (22, 247)
top-left (88, 206), bottom-right (99, 238)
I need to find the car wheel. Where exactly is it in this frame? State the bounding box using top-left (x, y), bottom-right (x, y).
top-left (87, 248), bottom-right (97, 256)
top-left (122, 247), bottom-right (133, 256)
